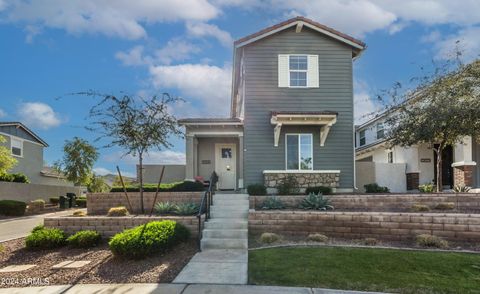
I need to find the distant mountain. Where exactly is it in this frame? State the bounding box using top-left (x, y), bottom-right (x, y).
top-left (99, 174), bottom-right (137, 187)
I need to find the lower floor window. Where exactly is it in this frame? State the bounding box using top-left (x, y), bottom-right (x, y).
top-left (286, 134), bottom-right (313, 170)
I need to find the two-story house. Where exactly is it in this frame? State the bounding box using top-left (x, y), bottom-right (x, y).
top-left (0, 121), bottom-right (73, 186)
top-left (179, 17), bottom-right (365, 193)
top-left (355, 113), bottom-right (479, 192)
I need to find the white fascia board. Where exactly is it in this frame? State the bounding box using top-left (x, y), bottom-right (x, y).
top-left (263, 170), bottom-right (341, 174)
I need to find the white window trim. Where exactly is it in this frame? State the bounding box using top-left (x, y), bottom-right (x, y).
top-left (359, 130), bottom-right (366, 146)
top-left (285, 133), bottom-right (313, 171)
top-left (288, 54), bottom-right (308, 88)
top-left (10, 137), bottom-right (23, 158)
top-left (376, 123), bottom-right (385, 139)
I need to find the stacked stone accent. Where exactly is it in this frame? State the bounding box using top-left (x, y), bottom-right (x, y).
top-left (44, 215), bottom-right (202, 237)
top-left (264, 172), bottom-right (340, 189)
top-left (454, 165), bottom-right (475, 187)
top-left (250, 193), bottom-right (480, 212)
top-left (87, 192), bottom-right (203, 215)
top-left (406, 172), bottom-right (420, 190)
top-left (249, 211), bottom-right (480, 242)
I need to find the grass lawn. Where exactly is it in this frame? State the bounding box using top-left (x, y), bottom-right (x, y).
top-left (249, 246), bottom-right (480, 294)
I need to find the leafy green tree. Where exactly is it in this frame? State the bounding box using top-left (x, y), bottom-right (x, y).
top-left (55, 137), bottom-right (99, 186)
top-left (85, 92), bottom-right (182, 213)
top-left (384, 59), bottom-right (480, 191)
top-left (0, 136), bottom-right (17, 174)
top-left (87, 174), bottom-right (110, 192)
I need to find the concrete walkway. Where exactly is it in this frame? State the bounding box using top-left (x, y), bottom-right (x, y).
top-left (0, 210), bottom-right (80, 242)
top-left (0, 283), bottom-right (388, 294)
top-left (173, 194), bottom-right (249, 284)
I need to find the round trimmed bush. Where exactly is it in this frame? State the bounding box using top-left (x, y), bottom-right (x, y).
top-left (306, 233), bottom-right (328, 243)
top-left (305, 186), bottom-right (333, 195)
top-left (25, 228), bottom-right (66, 250)
top-left (247, 184), bottom-right (267, 196)
top-left (107, 206), bottom-right (129, 216)
top-left (0, 200), bottom-right (27, 216)
top-left (67, 230), bottom-right (101, 248)
top-left (109, 220), bottom-right (190, 259)
top-left (259, 232), bottom-right (281, 244)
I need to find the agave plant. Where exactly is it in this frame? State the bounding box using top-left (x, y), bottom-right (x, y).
top-left (261, 196), bottom-right (285, 210)
top-left (453, 184), bottom-right (471, 193)
top-left (174, 203), bottom-right (199, 215)
top-left (154, 201), bottom-right (176, 215)
top-left (299, 193), bottom-right (334, 210)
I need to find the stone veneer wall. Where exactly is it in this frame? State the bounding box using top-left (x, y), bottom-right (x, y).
top-left (264, 172), bottom-right (340, 189)
top-left (87, 192), bottom-right (203, 215)
top-left (249, 193), bottom-right (480, 212)
top-left (454, 165), bottom-right (475, 187)
top-left (44, 215), bottom-right (202, 237)
top-left (249, 211), bottom-right (480, 242)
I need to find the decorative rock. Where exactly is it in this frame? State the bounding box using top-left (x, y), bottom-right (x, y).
top-left (0, 265), bottom-right (36, 272)
top-left (52, 260), bottom-right (91, 269)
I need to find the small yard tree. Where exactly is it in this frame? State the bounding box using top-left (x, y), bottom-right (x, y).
top-left (0, 136), bottom-right (17, 174)
top-left (87, 174), bottom-right (110, 192)
top-left (384, 59), bottom-right (480, 191)
top-left (55, 137), bottom-right (99, 186)
top-left (85, 92), bottom-right (182, 214)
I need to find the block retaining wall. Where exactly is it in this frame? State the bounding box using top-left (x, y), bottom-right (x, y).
top-left (250, 193), bottom-right (480, 212)
top-left (44, 215), bottom-right (202, 237)
top-left (87, 192), bottom-right (203, 215)
top-left (249, 211), bottom-right (480, 242)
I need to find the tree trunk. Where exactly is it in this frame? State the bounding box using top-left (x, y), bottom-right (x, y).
top-left (139, 152), bottom-right (144, 214)
top-left (435, 144), bottom-right (444, 192)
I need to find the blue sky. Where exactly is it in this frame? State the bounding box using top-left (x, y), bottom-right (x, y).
top-left (0, 0), bottom-right (479, 177)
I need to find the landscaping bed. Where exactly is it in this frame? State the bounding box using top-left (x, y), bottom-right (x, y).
top-left (249, 246), bottom-right (480, 293)
top-left (0, 237), bottom-right (197, 287)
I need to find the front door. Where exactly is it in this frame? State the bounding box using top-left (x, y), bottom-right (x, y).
top-left (215, 144), bottom-right (236, 190)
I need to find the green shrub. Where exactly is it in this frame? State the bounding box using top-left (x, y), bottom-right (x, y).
top-left (363, 238), bottom-right (378, 246)
top-left (305, 186), bottom-right (333, 195)
top-left (0, 173), bottom-right (14, 182)
top-left (453, 184), bottom-right (471, 193)
top-left (49, 197), bottom-right (60, 205)
top-left (307, 233), bottom-right (328, 243)
top-left (0, 173), bottom-right (29, 183)
top-left (174, 203), bottom-right (199, 215)
top-left (416, 234), bottom-right (448, 249)
top-left (261, 196), bottom-right (285, 210)
top-left (411, 204), bottom-right (430, 212)
top-left (30, 199), bottom-right (45, 209)
top-left (109, 220), bottom-right (190, 259)
top-left (419, 183), bottom-right (435, 193)
top-left (75, 196), bottom-right (87, 208)
top-left (25, 228), bottom-right (66, 249)
top-left (247, 184), bottom-right (267, 196)
top-left (67, 230), bottom-right (101, 248)
top-left (276, 175), bottom-right (300, 195)
top-left (72, 210), bottom-right (86, 217)
top-left (0, 200), bottom-right (27, 216)
top-left (259, 232), bottom-right (281, 244)
top-left (110, 181), bottom-right (204, 193)
top-left (364, 183), bottom-right (390, 193)
top-left (299, 193), bottom-right (334, 210)
top-left (31, 224), bottom-right (44, 233)
top-left (154, 201), bottom-right (176, 214)
top-left (107, 206), bottom-right (129, 216)
top-left (435, 202), bottom-right (455, 210)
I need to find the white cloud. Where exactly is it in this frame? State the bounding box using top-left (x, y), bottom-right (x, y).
top-left (17, 102), bottom-right (61, 130)
top-left (93, 167), bottom-right (136, 178)
top-left (354, 80), bottom-right (379, 124)
top-left (24, 25), bottom-right (42, 43)
top-left (0, 108), bottom-right (6, 118)
top-left (430, 27), bottom-right (480, 61)
top-left (149, 63), bottom-right (232, 115)
top-left (155, 38), bottom-right (201, 65)
top-left (2, 0), bottom-right (219, 40)
top-left (115, 45), bottom-right (147, 66)
top-left (186, 22), bottom-right (233, 47)
top-left (104, 150), bottom-right (186, 165)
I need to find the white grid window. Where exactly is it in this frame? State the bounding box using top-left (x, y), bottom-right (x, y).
top-left (11, 138), bottom-right (23, 157)
top-left (289, 55), bottom-right (308, 87)
top-left (286, 134), bottom-right (313, 170)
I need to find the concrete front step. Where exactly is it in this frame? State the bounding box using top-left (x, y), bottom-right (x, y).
top-left (201, 238), bottom-right (248, 250)
top-left (210, 207), bottom-right (249, 214)
top-left (214, 194), bottom-right (249, 200)
top-left (211, 211), bottom-right (248, 218)
top-left (203, 229), bottom-right (248, 239)
top-left (205, 220), bottom-right (248, 230)
top-left (213, 200), bottom-right (250, 207)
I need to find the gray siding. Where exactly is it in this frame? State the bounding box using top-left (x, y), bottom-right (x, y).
top-left (197, 137), bottom-right (240, 181)
top-left (0, 125), bottom-right (42, 144)
top-left (243, 27), bottom-right (355, 188)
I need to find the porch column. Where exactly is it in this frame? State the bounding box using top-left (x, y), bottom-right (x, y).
top-left (238, 134), bottom-right (244, 189)
top-left (185, 134), bottom-right (195, 181)
top-left (453, 136), bottom-right (477, 186)
top-left (193, 137), bottom-right (198, 178)
top-left (405, 146), bottom-right (420, 190)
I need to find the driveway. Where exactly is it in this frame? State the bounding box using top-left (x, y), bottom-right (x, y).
top-left (0, 210), bottom-right (78, 242)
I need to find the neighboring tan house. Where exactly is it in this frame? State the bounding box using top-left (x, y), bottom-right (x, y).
top-left (0, 122), bottom-right (73, 186)
top-left (178, 16), bottom-right (366, 192)
top-left (355, 114), bottom-right (479, 192)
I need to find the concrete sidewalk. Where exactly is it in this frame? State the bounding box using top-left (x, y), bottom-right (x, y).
top-left (0, 283), bottom-right (388, 294)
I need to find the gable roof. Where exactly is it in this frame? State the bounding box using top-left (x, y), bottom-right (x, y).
top-left (234, 16), bottom-right (366, 51)
top-left (0, 122), bottom-right (49, 147)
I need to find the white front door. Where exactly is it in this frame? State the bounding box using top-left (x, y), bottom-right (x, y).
top-left (215, 144), bottom-right (236, 190)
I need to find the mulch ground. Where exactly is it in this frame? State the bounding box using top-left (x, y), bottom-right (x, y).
top-left (0, 238), bottom-right (197, 287)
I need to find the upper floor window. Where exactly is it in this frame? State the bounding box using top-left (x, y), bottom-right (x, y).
top-left (286, 134), bottom-right (313, 170)
top-left (387, 151), bottom-right (393, 163)
top-left (278, 54), bottom-right (319, 88)
top-left (359, 130), bottom-right (366, 146)
top-left (11, 138), bottom-right (23, 157)
top-left (289, 55), bottom-right (307, 87)
top-left (376, 123), bottom-right (385, 139)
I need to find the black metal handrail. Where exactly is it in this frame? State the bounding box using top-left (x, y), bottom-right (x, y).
top-left (197, 171), bottom-right (218, 251)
